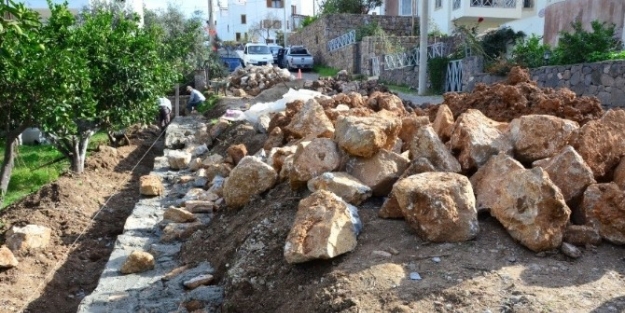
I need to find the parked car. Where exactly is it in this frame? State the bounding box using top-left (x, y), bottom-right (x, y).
top-left (268, 44), bottom-right (283, 64)
top-left (235, 43), bottom-right (274, 67)
top-left (278, 46), bottom-right (314, 71)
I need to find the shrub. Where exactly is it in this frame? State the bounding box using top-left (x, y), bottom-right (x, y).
top-left (301, 16), bottom-right (318, 28)
top-left (427, 56), bottom-right (450, 94)
top-left (512, 34), bottom-right (552, 68)
top-left (552, 20), bottom-right (620, 65)
top-left (480, 27), bottom-right (525, 60)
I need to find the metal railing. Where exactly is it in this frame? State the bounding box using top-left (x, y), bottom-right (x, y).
top-left (327, 30), bottom-right (356, 52)
top-left (453, 0), bottom-right (461, 10)
top-left (445, 60), bottom-right (463, 92)
top-left (383, 42), bottom-right (450, 71)
top-left (370, 57), bottom-right (380, 77)
top-left (470, 0), bottom-right (516, 8)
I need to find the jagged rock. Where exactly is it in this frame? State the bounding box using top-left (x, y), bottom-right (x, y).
top-left (284, 99), bottom-right (335, 139)
top-left (398, 115), bottom-right (430, 151)
top-left (168, 150), bottom-right (193, 170)
top-left (184, 200), bottom-right (216, 213)
top-left (209, 120), bottom-right (230, 139)
top-left (6, 225), bottom-right (52, 252)
top-left (398, 158), bottom-right (439, 180)
top-left (184, 274), bottom-right (215, 289)
top-left (289, 139), bottom-right (341, 188)
top-left (346, 150), bottom-right (409, 196)
top-left (164, 207), bottom-right (197, 223)
top-left (563, 224), bottom-right (602, 246)
top-left (612, 156), bottom-right (625, 190)
top-left (161, 222), bottom-right (203, 242)
top-left (393, 172), bottom-right (478, 242)
top-left (580, 183), bottom-right (625, 244)
top-left (280, 154), bottom-right (295, 182)
top-left (202, 154), bottom-right (224, 167)
top-left (227, 144), bottom-right (248, 166)
top-left (378, 192), bottom-right (403, 219)
top-left (139, 175), bottom-right (164, 196)
top-left (0, 246), bottom-right (18, 268)
top-left (207, 176), bottom-right (225, 197)
top-left (188, 157), bottom-right (203, 171)
top-left (308, 172), bottom-right (372, 205)
top-left (264, 127), bottom-right (285, 150)
top-left (470, 153), bottom-right (524, 212)
top-left (448, 109), bottom-right (513, 172)
top-left (204, 163), bottom-right (232, 181)
top-left (368, 92), bottom-right (406, 115)
top-left (489, 167), bottom-right (571, 251)
top-left (533, 146), bottom-right (595, 207)
top-left (510, 115), bottom-right (579, 162)
top-left (223, 156), bottom-right (277, 209)
top-left (432, 104), bottom-right (454, 142)
top-left (410, 125), bottom-right (461, 173)
top-left (334, 112), bottom-right (401, 158)
top-left (571, 110), bottom-right (625, 179)
top-left (284, 190), bottom-right (360, 264)
top-left (267, 145), bottom-right (298, 174)
top-left (120, 251), bottom-right (155, 274)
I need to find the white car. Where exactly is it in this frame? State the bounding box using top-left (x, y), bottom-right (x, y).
top-left (236, 43), bottom-right (274, 67)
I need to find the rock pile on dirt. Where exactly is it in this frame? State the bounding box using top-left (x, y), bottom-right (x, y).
top-left (443, 66), bottom-right (604, 125)
top-left (302, 74), bottom-right (390, 96)
top-left (226, 65), bottom-right (292, 97)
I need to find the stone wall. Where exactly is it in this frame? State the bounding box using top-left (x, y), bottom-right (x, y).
top-left (360, 36), bottom-right (420, 76)
top-left (288, 14), bottom-right (415, 74)
top-left (465, 59), bottom-right (625, 109)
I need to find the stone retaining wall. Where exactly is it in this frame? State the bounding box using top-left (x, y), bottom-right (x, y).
top-left (465, 59), bottom-right (625, 108)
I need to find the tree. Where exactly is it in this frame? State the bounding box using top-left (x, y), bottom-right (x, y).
top-left (248, 13), bottom-right (282, 43)
top-left (320, 0), bottom-right (382, 14)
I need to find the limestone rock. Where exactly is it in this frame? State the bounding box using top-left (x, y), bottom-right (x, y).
top-left (204, 163), bottom-right (232, 181)
top-left (571, 110), bottom-right (625, 179)
top-left (334, 112), bottom-right (401, 158)
top-left (307, 172), bottom-right (372, 205)
top-left (202, 154), bottom-right (224, 167)
top-left (448, 109), bottom-right (513, 172)
top-left (432, 104), bottom-right (454, 142)
top-left (168, 150), bottom-right (193, 170)
top-left (410, 125), bottom-right (461, 173)
top-left (264, 127), bottom-right (285, 150)
top-left (470, 153), bottom-right (524, 212)
top-left (223, 156), bottom-right (278, 209)
top-left (161, 222), bottom-right (203, 242)
top-left (164, 207), bottom-right (197, 223)
top-left (184, 274), bottom-right (215, 289)
top-left (613, 156), bottom-right (625, 190)
top-left (267, 145), bottom-right (298, 174)
top-left (398, 158), bottom-right (439, 180)
top-left (533, 146), bottom-right (595, 206)
top-left (284, 99), bottom-right (335, 139)
top-left (139, 175), bottom-right (164, 196)
top-left (120, 251), bottom-right (155, 274)
top-left (188, 157), bottom-right (203, 171)
top-left (289, 139), bottom-right (341, 188)
top-left (227, 144), bottom-right (248, 166)
top-left (398, 115), bottom-right (430, 150)
top-left (347, 150), bottom-right (410, 196)
top-left (6, 225), bottom-right (52, 252)
top-left (209, 120), bottom-right (230, 139)
top-left (563, 224), bottom-right (602, 246)
top-left (284, 190), bottom-right (360, 264)
top-left (184, 200), bottom-right (216, 213)
top-left (510, 115), bottom-right (579, 162)
top-left (378, 192), bottom-right (403, 219)
top-left (580, 183), bottom-right (625, 244)
top-left (393, 172), bottom-right (478, 242)
top-left (368, 92), bottom-right (406, 115)
top-left (560, 242), bottom-right (582, 258)
top-left (489, 167), bottom-right (571, 251)
top-left (0, 246), bottom-right (18, 268)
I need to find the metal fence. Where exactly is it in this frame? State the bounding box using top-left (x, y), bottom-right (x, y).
top-left (445, 60), bottom-right (463, 92)
top-left (327, 30), bottom-right (357, 52)
top-left (470, 0), bottom-right (516, 8)
top-left (383, 42), bottom-right (450, 71)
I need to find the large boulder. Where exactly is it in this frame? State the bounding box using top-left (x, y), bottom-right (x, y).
top-left (284, 190), bottom-right (361, 264)
top-left (432, 104), bottom-right (455, 142)
top-left (470, 153), bottom-right (524, 212)
top-left (571, 110), bottom-right (625, 179)
top-left (139, 175), bottom-right (164, 196)
top-left (289, 139), bottom-right (341, 188)
top-left (284, 99), bottom-right (335, 139)
top-left (346, 150), bottom-right (410, 196)
top-left (448, 109), bottom-right (513, 172)
top-left (334, 111), bottom-right (401, 158)
top-left (398, 115), bottom-right (430, 151)
top-left (509, 115), bottom-right (579, 162)
top-left (226, 144), bottom-right (248, 166)
top-left (409, 125), bottom-right (461, 173)
top-left (489, 167), bottom-right (571, 251)
top-left (564, 224), bottom-right (602, 246)
top-left (223, 156), bottom-right (278, 209)
top-left (580, 183), bottom-right (625, 244)
top-left (393, 172), bottom-right (478, 242)
top-left (266, 145), bottom-right (298, 174)
top-left (167, 150), bottom-right (193, 170)
top-left (308, 172), bottom-right (372, 205)
top-left (533, 146), bottom-right (596, 208)
top-left (378, 192), bottom-right (403, 219)
top-left (612, 156), bottom-right (625, 190)
top-left (6, 224), bottom-right (52, 252)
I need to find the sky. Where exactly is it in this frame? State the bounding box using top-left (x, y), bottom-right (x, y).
top-left (22, 0), bottom-right (209, 17)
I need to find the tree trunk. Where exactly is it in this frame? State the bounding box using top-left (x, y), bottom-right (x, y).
top-left (70, 132), bottom-right (93, 174)
top-left (0, 133), bottom-right (22, 205)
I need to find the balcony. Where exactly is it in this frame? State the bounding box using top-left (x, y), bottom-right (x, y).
top-left (451, 0), bottom-right (533, 25)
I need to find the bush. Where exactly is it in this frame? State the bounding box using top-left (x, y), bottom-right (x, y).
top-left (480, 27), bottom-right (525, 60)
top-left (427, 56), bottom-right (450, 94)
top-left (485, 57), bottom-right (517, 76)
top-left (552, 20), bottom-right (620, 65)
top-left (512, 34), bottom-right (552, 68)
top-left (301, 16), bottom-right (318, 28)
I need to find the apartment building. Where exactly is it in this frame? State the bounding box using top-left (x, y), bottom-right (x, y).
top-left (214, 0), bottom-right (316, 42)
top-left (24, 0), bottom-right (144, 26)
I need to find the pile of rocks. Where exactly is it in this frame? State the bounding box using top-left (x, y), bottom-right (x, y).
top-left (164, 82), bottom-right (625, 264)
top-left (303, 70), bottom-right (390, 96)
top-left (227, 65), bottom-right (292, 97)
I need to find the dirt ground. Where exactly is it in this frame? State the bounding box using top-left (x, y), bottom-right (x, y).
top-left (0, 127), bottom-right (162, 313)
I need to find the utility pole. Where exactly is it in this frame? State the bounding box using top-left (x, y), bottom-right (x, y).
top-left (417, 0), bottom-right (429, 95)
top-left (283, 0), bottom-right (289, 47)
top-left (411, 0), bottom-right (415, 36)
top-left (208, 0), bottom-right (214, 48)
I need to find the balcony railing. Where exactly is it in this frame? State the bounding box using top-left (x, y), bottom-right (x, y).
top-left (470, 0), bottom-right (517, 8)
top-left (453, 0), bottom-right (461, 10)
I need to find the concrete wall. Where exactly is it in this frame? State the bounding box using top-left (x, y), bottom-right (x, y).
top-left (544, 0), bottom-right (625, 47)
top-left (465, 59), bottom-right (625, 109)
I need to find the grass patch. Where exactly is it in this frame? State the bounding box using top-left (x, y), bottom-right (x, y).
top-left (313, 65), bottom-right (339, 77)
top-left (89, 131), bottom-right (110, 150)
top-left (385, 83), bottom-right (416, 94)
top-left (197, 94), bottom-right (220, 114)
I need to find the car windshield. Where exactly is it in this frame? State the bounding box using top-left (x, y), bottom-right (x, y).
top-left (289, 47), bottom-right (308, 55)
top-left (270, 46), bottom-right (281, 54)
top-left (248, 45), bottom-right (270, 54)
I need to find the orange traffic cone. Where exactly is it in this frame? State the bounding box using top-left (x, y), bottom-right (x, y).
top-left (297, 68), bottom-right (302, 79)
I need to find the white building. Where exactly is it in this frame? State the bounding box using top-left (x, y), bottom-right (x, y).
top-left (214, 0), bottom-right (317, 43)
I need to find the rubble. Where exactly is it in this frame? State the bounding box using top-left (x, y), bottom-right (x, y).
top-left (307, 172), bottom-right (372, 205)
top-left (223, 156), bottom-right (278, 209)
top-left (120, 250), bottom-right (155, 274)
top-left (580, 183), bottom-right (625, 244)
top-left (509, 115), bottom-right (579, 162)
top-left (346, 150), bottom-right (409, 196)
top-left (6, 225), bottom-right (52, 252)
top-left (227, 65), bottom-right (292, 96)
top-left (139, 175), bottom-right (164, 196)
top-left (0, 246), bottom-right (18, 268)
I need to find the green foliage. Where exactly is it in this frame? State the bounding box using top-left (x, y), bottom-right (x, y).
top-left (552, 21), bottom-right (620, 65)
top-left (512, 35), bottom-right (551, 68)
top-left (588, 50), bottom-right (625, 62)
top-left (480, 27), bottom-right (525, 60)
top-left (301, 16), bottom-right (318, 28)
top-left (313, 65), bottom-right (340, 77)
top-left (356, 21), bottom-right (383, 41)
top-left (485, 57), bottom-right (516, 76)
top-left (382, 83), bottom-right (414, 94)
top-left (0, 0), bottom-right (41, 36)
top-left (321, 0), bottom-right (383, 14)
top-left (427, 56), bottom-right (450, 94)
top-left (196, 94), bottom-right (219, 114)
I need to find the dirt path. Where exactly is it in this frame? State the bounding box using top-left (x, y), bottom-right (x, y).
top-left (0, 127), bottom-right (162, 313)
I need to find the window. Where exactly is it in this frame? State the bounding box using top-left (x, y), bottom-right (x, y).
top-left (291, 4), bottom-right (296, 14)
top-left (266, 0), bottom-right (283, 8)
top-left (236, 32), bottom-right (241, 41)
top-left (435, 0), bottom-right (442, 8)
top-left (241, 14), bottom-right (246, 24)
top-left (453, 0), bottom-right (461, 10)
top-left (523, 0), bottom-right (533, 8)
top-left (400, 0), bottom-right (412, 16)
